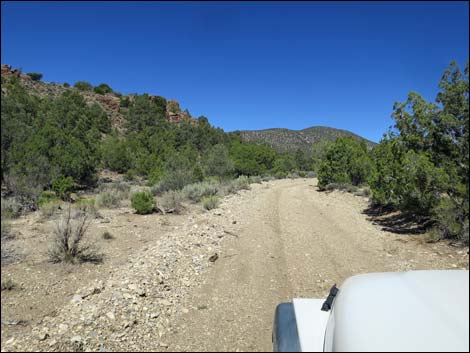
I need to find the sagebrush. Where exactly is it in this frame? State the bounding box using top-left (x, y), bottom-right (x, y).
top-left (48, 207), bottom-right (103, 264)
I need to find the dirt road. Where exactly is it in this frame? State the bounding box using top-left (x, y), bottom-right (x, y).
top-left (162, 179), bottom-right (467, 351)
top-left (2, 179), bottom-right (467, 352)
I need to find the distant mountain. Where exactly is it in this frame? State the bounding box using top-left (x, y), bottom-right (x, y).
top-left (234, 126), bottom-right (376, 153)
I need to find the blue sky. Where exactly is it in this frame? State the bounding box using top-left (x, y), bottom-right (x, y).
top-left (2, 1), bottom-right (468, 142)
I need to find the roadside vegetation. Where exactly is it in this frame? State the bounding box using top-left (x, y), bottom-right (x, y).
top-left (1, 73), bottom-right (315, 219)
top-left (317, 61), bottom-right (469, 244)
top-left (48, 207), bottom-right (103, 264)
top-left (1, 62), bottom-right (466, 246)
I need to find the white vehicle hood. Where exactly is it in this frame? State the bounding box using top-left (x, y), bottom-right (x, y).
top-left (323, 270), bottom-right (469, 352)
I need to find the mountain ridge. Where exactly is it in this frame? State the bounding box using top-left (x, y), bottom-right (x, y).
top-left (234, 126), bottom-right (376, 153)
top-left (2, 64), bottom-right (375, 152)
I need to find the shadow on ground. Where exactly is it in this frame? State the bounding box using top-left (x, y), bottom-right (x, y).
top-left (362, 204), bottom-right (434, 235)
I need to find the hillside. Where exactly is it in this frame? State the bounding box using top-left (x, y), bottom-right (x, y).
top-left (235, 126), bottom-right (376, 153)
top-left (1, 64), bottom-right (195, 131)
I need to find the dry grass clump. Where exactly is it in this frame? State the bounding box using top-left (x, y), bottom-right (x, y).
top-left (39, 200), bottom-right (63, 219)
top-left (182, 182), bottom-right (218, 202)
top-left (1, 197), bottom-right (22, 218)
top-left (1, 278), bottom-right (16, 291)
top-left (160, 190), bottom-right (185, 214)
top-left (48, 207), bottom-right (103, 264)
top-left (202, 195), bottom-right (219, 210)
top-left (96, 190), bottom-right (127, 208)
top-left (102, 231), bottom-right (114, 240)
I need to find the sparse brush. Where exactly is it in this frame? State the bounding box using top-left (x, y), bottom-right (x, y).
top-left (1, 278), bottom-right (16, 291)
top-left (346, 184), bottom-right (359, 193)
top-left (97, 181), bottom-right (131, 194)
top-left (274, 171), bottom-right (288, 179)
top-left (234, 176), bottom-right (251, 190)
top-left (48, 207), bottom-right (103, 264)
top-left (425, 227), bottom-right (443, 243)
top-left (1, 245), bottom-right (18, 265)
top-left (160, 190), bottom-right (185, 214)
top-left (261, 175), bottom-right (275, 182)
top-left (183, 182), bottom-right (218, 202)
top-left (287, 172), bottom-right (299, 179)
top-left (1, 197), bottom-right (22, 219)
top-left (202, 195), bottom-right (219, 210)
top-left (102, 231), bottom-right (114, 240)
top-left (217, 176), bottom-right (251, 195)
top-left (114, 181), bottom-right (132, 193)
top-left (96, 190), bottom-right (126, 208)
top-left (150, 180), bottom-right (167, 196)
top-left (307, 171), bottom-right (317, 178)
top-left (37, 191), bottom-right (58, 207)
top-left (248, 176), bottom-right (262, 184)
top-left (1, 219), bottom-right (14, 240)
top-left (325, 183), bottom-right (350, 191)
top-left (39, 200), bottom-right (63, 219)
top-left (74, 198), bottom-right (100, 218)
top-left (354, 187), bottom-right (371, 198)
top-left (217, 181), bottom-right (237, 196)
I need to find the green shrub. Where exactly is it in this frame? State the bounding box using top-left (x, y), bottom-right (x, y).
top-left (52, 176), bottom-right (75, 201)
top-left (119, 96), bottom-right (130, 108)
top-left (37, 191), bottom-right (58, 207)
top-left (160, 190), bottom-right (185, 214)
top-left (93, 83), bottom-right (113, 95)
top-left (124, 169), bottom-right (137, 182)
top-left (131, 191), bottom-right (155, 214)
top-left (230, 141), bottom-right (277, 176)
top-left (155, 154), bottom-right (203, 193)
top-left (317, 137), bottom-right (373, 189)
top-left (74, 81), bottom-right (93, 91)
top-left (101, 134), bottom-right (132, 173)
top-left (26, 72), bottom-right (42, 81)
top-left (273, 156), bottom-right (297, 175)
top-left (203, 144), bottom-right (234, 178)
top-left (202, 195), bottom-right (219, 210)
top-left (433, 198), bottom-right (469, 243)
top-left (298, 171), bottom-right (307, 178)
top-left (183, 182), bottom-right (218, 202)
top-left (63, 82), bottom-right (70, 88)
top-left (274, 171), bottom-right (288, 179)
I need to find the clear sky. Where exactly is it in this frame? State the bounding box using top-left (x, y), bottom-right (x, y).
top-left (1, 1), bottom-right (469, 142)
